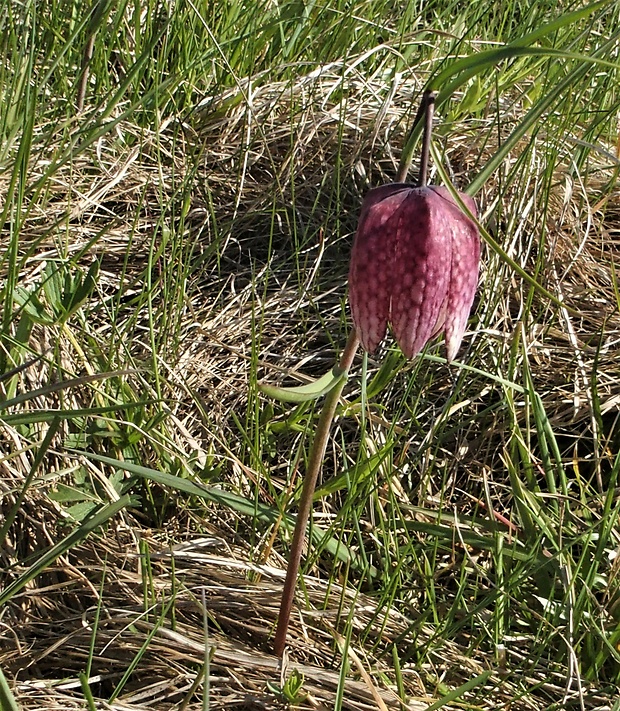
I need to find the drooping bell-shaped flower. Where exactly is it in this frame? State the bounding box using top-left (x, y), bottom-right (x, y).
top-left (348, 183), bottom-right (480, 362)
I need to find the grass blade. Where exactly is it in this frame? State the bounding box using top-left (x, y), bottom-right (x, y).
top-left (0, 667), bottom-right (19, 711)
top-left (0, 496), bottom-right (130, 607)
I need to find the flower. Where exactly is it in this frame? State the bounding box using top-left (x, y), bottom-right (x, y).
top-left (348, 183), bottom-right (480, 362)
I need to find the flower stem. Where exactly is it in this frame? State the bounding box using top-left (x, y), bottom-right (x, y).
top-left (274, 90), bottom-right (435, 656)
top-left (396, 89), bottom-right (437, 184)
top-left (273, 328), bottom-right (359, 657)
top-left (418, 91), bottom-right (435, 187)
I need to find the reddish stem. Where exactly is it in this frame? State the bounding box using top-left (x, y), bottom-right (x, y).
top-left (395, 89), bottom-right (437, 184)
top-left (274, 90), bottom-right (434, 656)
top-left (273, 329), bottom-right (359, 656)
top-left (418, 91), bottom-right (436, 187)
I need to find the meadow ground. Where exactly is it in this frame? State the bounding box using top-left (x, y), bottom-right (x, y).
top-left (1, 1), bottom-right (620, 709)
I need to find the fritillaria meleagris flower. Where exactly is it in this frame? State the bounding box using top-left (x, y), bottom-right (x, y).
top-left (348, 183), bottom-right (480, 362)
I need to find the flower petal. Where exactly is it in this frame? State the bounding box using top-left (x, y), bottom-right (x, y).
top-left (348, 184), bottom-right (411, 353)
top-left (428, 187), bottom-right (480, 362)
top-left (390, 187), bottom-right (452, 359)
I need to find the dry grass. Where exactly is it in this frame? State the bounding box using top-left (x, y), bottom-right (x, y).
top-left (6, 531), bottom-right (612, 711)
top-left (1, 50), bottom-right (620, 710)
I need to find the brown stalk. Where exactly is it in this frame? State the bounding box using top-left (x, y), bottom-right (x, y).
top-left (273, 328), bottom-right (359, 656)
top-left (76, 0), bottom-right (110, 113)
top-left (395, 89), bottom-right (437, 184)
top-left (274, 91), bottom-right (436, 656)
top-left (76, 33), bottom-right (96, 113)
top-left (418, 90), bottom-right (435, 187)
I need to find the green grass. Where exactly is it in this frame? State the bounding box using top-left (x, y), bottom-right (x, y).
top-left (0, 0), bottom-right (620, 709)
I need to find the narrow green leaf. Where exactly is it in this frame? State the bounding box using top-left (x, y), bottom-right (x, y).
top-left (64, 261), bottom-right (100, 319)
top-left (421, 353), bottom-right (525, 393)
top-left (0, 418), bottom-right (61, 546)
top-left (431, 46), bottom-right (619, 100)
top-left (0, 667), bottom-right (20, 711)
top-left (398, 0), bottom-right (612, 179)
top-left (72, 450), bottom-right (368, 571)
top-left (0, 399), bottom-right (159, 426)
top-left (259, 365), bottom-right (346, 403)
top-left (466, 36), bottom-right (619, 196)
top-left (425, 670), bottom-right (493, 711)
top-left (404, 519), bottom-right (530, 562)
top-left (0, 351), bottom-right (45, 384)
top-left (0, 496), bottom-right (130, 607)
top-left (79, 672), bottom-right (98, 711)
top-left (108, 597), bottom-right (176, 703)
top-left (0, 370), bottom-right (136, 410)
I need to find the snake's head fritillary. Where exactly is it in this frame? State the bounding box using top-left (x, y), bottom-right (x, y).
top-left (348, 184), bottom-right (480, 362)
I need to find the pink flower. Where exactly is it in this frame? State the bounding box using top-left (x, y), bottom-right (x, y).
top-left (348, 183), bottom-right (480, 362)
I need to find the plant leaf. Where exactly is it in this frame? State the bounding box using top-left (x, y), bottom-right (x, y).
top-left (0, 667), bottom-right (19, 711)
top-left (0, 495), bottom-right (130, 607)
top-left (72, 450), bottom-right (370, 572)
top-left (259, 365), bottom-right (347, 403)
